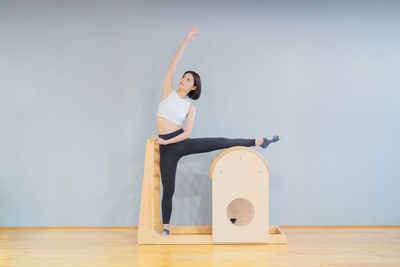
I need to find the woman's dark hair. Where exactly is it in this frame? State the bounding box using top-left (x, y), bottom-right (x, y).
top-left (184, 70), bottom-right (201, 100)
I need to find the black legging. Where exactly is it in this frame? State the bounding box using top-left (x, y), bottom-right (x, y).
top-left (158, 128), bottom-right (256, 224)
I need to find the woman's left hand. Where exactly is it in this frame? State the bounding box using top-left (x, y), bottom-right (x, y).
top-left (185, 26), bottom-right (198, 42)
top-left (152, 135), bottom-right (168, 145)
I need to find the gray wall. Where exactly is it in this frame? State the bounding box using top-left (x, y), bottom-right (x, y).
top-left (1, 0), bottom-right (399, 227)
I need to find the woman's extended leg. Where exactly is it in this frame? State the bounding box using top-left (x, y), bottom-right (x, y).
top-left (178, 137), bottom-right (256, 157)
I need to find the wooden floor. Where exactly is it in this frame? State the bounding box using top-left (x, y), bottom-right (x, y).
top-left (1, 227), bottom-right (399, 266)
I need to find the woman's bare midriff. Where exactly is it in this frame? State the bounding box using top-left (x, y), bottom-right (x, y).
top-left (157, 116), bottom-right (183, 135)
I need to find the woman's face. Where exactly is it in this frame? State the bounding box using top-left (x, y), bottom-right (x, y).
top-left (179, 73), bottom-right (195, 91)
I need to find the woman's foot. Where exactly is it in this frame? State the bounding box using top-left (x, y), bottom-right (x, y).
top-left (260, 136), bottom-right (281, 149)
top-left (161, 229), bottom-right (170, 236)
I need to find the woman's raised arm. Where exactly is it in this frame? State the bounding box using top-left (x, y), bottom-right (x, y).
top-left (161, 26), bottom-right (198, 99)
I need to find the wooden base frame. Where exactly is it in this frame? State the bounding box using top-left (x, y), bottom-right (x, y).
top-left (138, 139), bottom-right (287, 245)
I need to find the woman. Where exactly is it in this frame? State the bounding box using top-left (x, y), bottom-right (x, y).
top-left (152, 26), bottom-right (281, 236)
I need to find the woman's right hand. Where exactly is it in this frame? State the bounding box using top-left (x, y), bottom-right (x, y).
top-left (185, 26), bottom-right (199, 42)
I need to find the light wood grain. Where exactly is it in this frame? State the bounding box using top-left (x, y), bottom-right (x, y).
top-left (1, 227), bottom-right (399, 266)
top-left (211, 147), bottom-right (270, 243)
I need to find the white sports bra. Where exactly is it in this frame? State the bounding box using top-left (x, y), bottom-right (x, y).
top-left (156, 90), bottom-right (191, 126)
